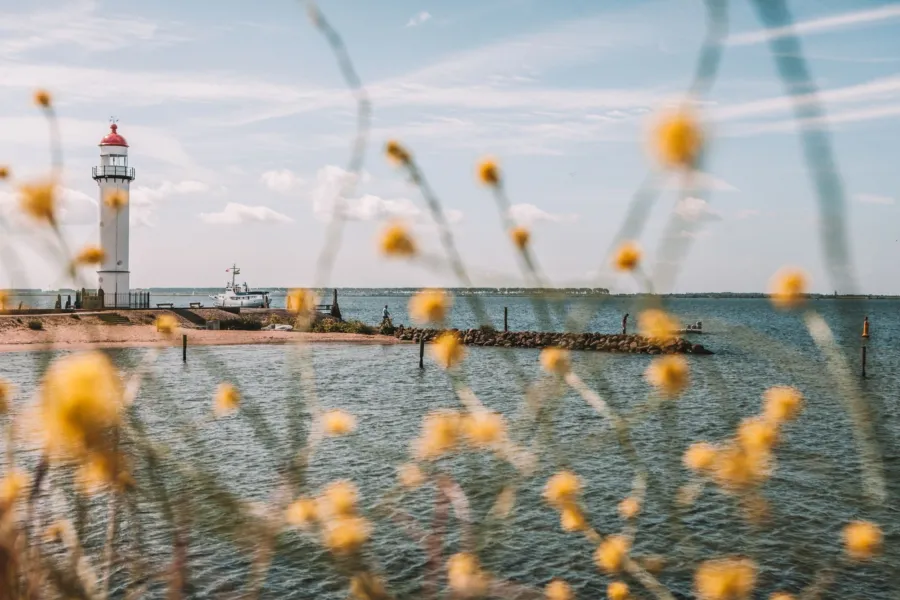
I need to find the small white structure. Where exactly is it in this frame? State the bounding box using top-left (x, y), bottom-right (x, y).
top-left (210, 265), bottom-right (271, 308)
top-left (92, 123), bottom-right (135, 306)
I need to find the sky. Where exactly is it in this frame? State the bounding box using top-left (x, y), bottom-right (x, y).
top-left (0, 0), bottom-right (899, 293)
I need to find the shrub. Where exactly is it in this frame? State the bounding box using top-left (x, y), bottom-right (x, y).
top-left (219, 317), bottom-right (263, 331)
top-left (27, 320), bottom-right (43, 330)
top-left (70, 314), bottom-right (81, 320)
top-left (310, 318), bottom-right (374, 335)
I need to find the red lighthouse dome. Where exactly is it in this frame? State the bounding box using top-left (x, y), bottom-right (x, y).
top-left (99, 123), bottom-right (128, 147)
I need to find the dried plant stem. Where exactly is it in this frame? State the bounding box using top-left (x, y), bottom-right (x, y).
top-left (100, 491), bottom-right (118, 600)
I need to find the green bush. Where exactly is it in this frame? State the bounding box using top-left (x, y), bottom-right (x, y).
top-left (27, 320), bottom-right (43, 330)
top-left (310, 318), bottom-right (374, 335)
top-left (219, 317), bottom-right (263, 331)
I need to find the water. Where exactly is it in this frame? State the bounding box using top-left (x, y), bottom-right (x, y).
top-left (1, 295), bottom-right (897, 598)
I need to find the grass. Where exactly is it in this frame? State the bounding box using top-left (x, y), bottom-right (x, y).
top-left (310, 317), bottom-right (375, 335)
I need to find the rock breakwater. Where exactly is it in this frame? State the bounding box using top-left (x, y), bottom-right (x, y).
top-left (393, 326), bottom-right (712, 355)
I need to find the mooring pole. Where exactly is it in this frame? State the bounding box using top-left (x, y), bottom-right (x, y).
top-left (861, 346), bottom-right (867, 378)
top-left (183, 334), bottom-right (187, 363)
top-left (419, 335), bottom-right (425, 369)
top-left (504, 307), bottom-right (508, 332)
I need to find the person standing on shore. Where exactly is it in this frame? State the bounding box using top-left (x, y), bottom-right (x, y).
top-left (382, 304), bottom-right (391, 325)
top-left (622, 313), bottom-right (629, 335)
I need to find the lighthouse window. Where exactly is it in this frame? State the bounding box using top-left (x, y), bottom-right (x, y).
top-left (110, 155), bottom-right (126, 166)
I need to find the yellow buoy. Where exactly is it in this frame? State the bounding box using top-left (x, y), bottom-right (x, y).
top-left (862, 316), bottom-right (870, 338)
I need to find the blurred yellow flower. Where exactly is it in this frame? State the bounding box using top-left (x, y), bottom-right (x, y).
top-left (762, 386), bottom-right (803, 423)
top-left (769, 594), bottom-right (795, 600)
top-left (74, 245), bottom-right (105, 266)
top-left (322, 409), bottom-right (357, 436)
top-left (618, 497), bottom-right (640, 520)
top-left (540, 347), bottom-right (570, 376)
top-left (379, 222), bottom-right (417, 258)
top-left (0, 290), bottom-right (8, 311)
top-left (843, 520), bottom-right (882, 560)
top-left (712, 445), bottom-right (771, 490)
top-left (397, 463), bottom-right (425, 488)
top-left (638, 309), bottom-right (679, 340)
top-left (737, 417), bottom-right (779, 455)
top-left (103, 189), bottom-right (128, 210)
top-left (385, 140), bottom-right (411, 166)
top-left (39, 351), bottom-right (123, 459)
top-left (0, 165), bottom-right (9, 179)
top-left (155, 314), bottom-right (178, 335)
top-left (769, 268), bottom-right (808, 310)
top-left (322, 516), bottom-right (370, 554)
top-left (595, 535), bottom-right (629, 573)
top-left (560, 505), bottom-right (586, 532)
top-left (544, 471), bottom-right (581, 507)
top-left (464, 410), bottom-right (506, 447)
top-left (44, 520), bottom-right (74, 545)
top-left (415, 410), bottom-right (462, 459)
top-left (0, 378), bottom-right (11, 414)
top-left (613, 241), bottom-right (641, 272)
top-left (214, 383), bottom-right (240, 417)
top-left (75, 452), bottom-right (132, 495)
top-left (477, 157), bottom-right (500, 186)
top-left (683, 442), bottom-right (717, 472)
top-left (350, 573), bottom-right (388, 600)
top-left (319, 480), bottom-right (358, 519)
top-left (0, 470), bottom-right (27, 509)
top-left (607, 581), bottom-right (630, 600)
top-left (654, 109), bottom-right (702, 169)
top-left (511, 226), bottom-right (530, 250)
top-left (285, 498), bottom-right (317, 528)
top-left (430, 333), bottom-right (466, 368)
top-left (694, 557), bottom-right (757, 600)
top-left (447, 553), bottom-right (488, 597)
top-left (34, 89), bottom-right (52, 108)
top-left (645, 355), bottom-right (689, 397)
top-left (545, 579), bottom-right (573, 600)
top-left (409, 289), bottom-right (451, 324)
top-left (286, 288), bottom-right (317, 316)
top-left (19, 180), bottom-right (57, 222)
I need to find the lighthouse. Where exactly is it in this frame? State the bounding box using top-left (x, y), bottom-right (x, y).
top-left (92, 123), bottom-right (135, 306)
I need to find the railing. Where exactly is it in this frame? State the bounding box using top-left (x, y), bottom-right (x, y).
top-left (76, 289), bottom-right (150, 309)
top-left (92, 166), bottom-right (136, 180)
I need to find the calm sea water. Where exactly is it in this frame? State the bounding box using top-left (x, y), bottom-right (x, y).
top-left (1, 294), bottom-right (897, 598)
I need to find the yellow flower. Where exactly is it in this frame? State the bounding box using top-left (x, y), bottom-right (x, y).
top-left (607, 581), bottom-right (630, 600)
top-left (645, 355), bottom-right (689, 397)
top-left (430, 332), bottom-right (466, 368)
top-left (74, 245), bottom-right (105, 266)
top-left (545, 579), bottom-right (573, 600)
top-left (694, 557), bottom-right (757, 600)
top-left (19, 180), bottom-right (57, 222)
top-left (75, 452), bottom-right (132, 494)
top-left (613, 241), bottom-right (641, 272)
top-left (595, 535), bottom-right (630, 573)
top-left (285, 498), bottom-right (317, 528)
top-left (286, 288), bottom-right (318, 327)
top-left (0, 166), bottom-right (9, 179)
top-left (560, 505), bottom-right (586, 532)
top-left (319, 480), bottom-right (358, 518)
top-left (654, 109), bottom-right (702, 169)
top-left (44, 520), bottom-right (74, 545)
top-left (843, 520), bottom-right (882, 560)
top-left (0, 378), bottom-right (12, 414)
top-left (769, 268), bottom-right (808, 310)
top-left (379, 222), bottom-right (417, 258)
top-left (322, 409), bottom-right (357, 436)
top-left (683, 442), bottom-right (717, 472)
top-left (477, 157), bottom-right (500, 186)
top-left (0, 470), bottom-right (27, 509)
top-left (415, 410), bottom-right (462, 459)
top-left (103, 189), bottom-right (128, 210)
top-left (409, 289), bottom-right (451, 324)
top-left (737, 417), bottom-right (779, 455)
top-left (447, 553), bottom-right (488, 597)
top-left (385, 140), bottom-right (411, 166)
top-left (155, 314), bottom-right (178, 335)
top-left (214, 383), bottom-right (240, 417)
top-left (638, 309), bottom-right (679, 341)
top-left (350, 573), bottom-right (389, 600)
top-left (544, 471), bottom-right (582, 507)
top-left (463, 410), bottom-right (506, 447)
top-left (397, 463), bottom-right (425, 488)
top-left (712, 445), bottom-right (771, 490)
top-left (0, 290), bottom-right (8, 311)
top-left (511, 226), bottom-right (530, 250)
top-left (39, 351), bottom-right (123, 459)
top-left (540, 347), bottom-right (570, 375)
top-left (617, 497), bottom-right (640, 520)
top-left (34, 89), bottom-right (52, 108)
top-left (322, 516), bottom-right (370, 554)
top-left (762, 386), bottom-right (803, 423)
top-left (770, 594), bottom-right (795, 600)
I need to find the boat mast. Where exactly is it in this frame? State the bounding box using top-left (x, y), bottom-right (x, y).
top-left (230, 263), bottom-right (240, 289)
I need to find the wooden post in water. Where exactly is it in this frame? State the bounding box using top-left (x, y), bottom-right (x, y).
top-left (861, 346), bottom-right (867, 378)
top-left (504, 307), bottom-right (508, 332)
top-left (419, 335), bottom-right (425, 369)
top-left (183, 334), bottom-right (187, 363)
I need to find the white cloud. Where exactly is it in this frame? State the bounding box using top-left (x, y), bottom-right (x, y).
top-left (855, 193), bottom-right (895, 206)
top-left (674, 197), bottom-right (721, 222)
top-left (129, 180), bottom-right (212, 227)
top-left (0, 185), bottom-right (97, 230)
top-left (737, 209), bottom-right (760, 219)
top-left (406, 11), bottom-right (432, 27)
top-left (729, 5), bottom-right (900, 47)
top-left (260, 169), bottom-right (305, 194)
top-left (199, 203), bottom-right (293, 225)
top-left (507, 203), bottom-right (577, 225)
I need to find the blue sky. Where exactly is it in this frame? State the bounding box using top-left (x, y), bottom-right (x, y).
top-left (0, 0), bottom-right (898, 293)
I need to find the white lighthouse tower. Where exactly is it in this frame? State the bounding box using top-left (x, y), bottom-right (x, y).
top-left (92, 122), bottom-right (135, 306)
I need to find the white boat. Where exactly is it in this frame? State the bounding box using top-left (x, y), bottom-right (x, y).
top-left (210, 264), bottom-right (270, 308)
